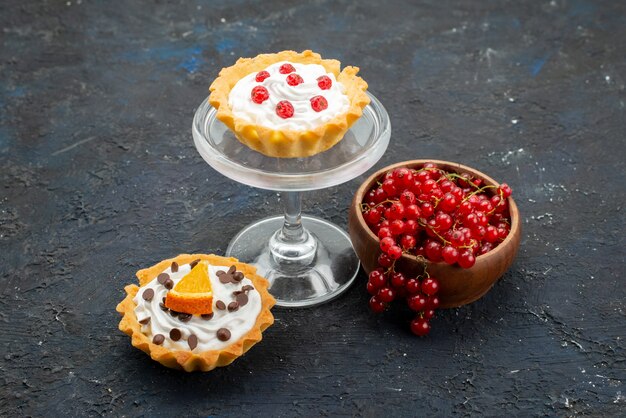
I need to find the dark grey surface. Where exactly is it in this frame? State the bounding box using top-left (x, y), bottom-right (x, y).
top-left (1, 0), bottom-right (625, 416)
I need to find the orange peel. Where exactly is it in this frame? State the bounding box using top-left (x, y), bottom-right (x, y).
top-left (164, 260), bottom-right (213, 315)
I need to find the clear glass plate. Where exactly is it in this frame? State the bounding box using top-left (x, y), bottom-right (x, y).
top-left (192, 92), bottom-right (391, 191)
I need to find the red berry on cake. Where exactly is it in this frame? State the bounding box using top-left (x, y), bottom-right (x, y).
top-left (317, 75), bottom-right (332, 90)
top-left (255, 71), bottom-right (270, 82)
top-left (275, 100), bottom-right (294, 119)
top-left (279, 63), bottom-right (295, 74)
top-left (251, 86), bottom-right (269, 104)
top-left (310, 95), bottom-right (328, 112)
top-left (286, 73), bottom-right (304, 86)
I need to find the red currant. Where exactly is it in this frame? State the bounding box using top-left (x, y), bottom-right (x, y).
top-left (377, 227), bottom-right (392, 240)
top-left (390, 220), bottom-right (405, 236)
top-left (310, 95), bottom-right (328, 112)
top-left (410, 317), bottom-right (431, 336)
top-left (400, 234), bottom-right (416, 250)
top-left (405, 278), bottom-right (420, 294)
top-left (449, 230), bottom-right (465, 247)
top-left (404, 219), bottom-right (419, 235)
top-left (420, 202), bottom-right (434, 218)
top-left (424, 240), bottom-right (443, 262)
top-left (387, 202), bottom-right (405, 221)
top-left (251, 86), bottom-right (269, 104)
top-left (421, 277), bottom-right (439, 296)
top-left (485, 225), bottom-right (499, 243)
top-left (439, 193), bottom-right (458, 212)
top-left (393, 168), bottom-right (414, 189)
top-left (427, 296), bottom-right (440, 310)
top-left (368, 269), bottom-right (386, 288)
top-left (276, 100), bottom-right (294, 119)
top-left (441, 245), bottom-right (459, 264)
top-left (364, 207), bottom-right (382, 226)
top-left (317, 75), bottom-right (332, 90)
top-left (377, 253), bottom-right (393, 268)
top-left (422, 179), bottom-right (437, 193)
top-left (369, 295), bottom-right (386, 313)
top-left (387, 245), bottom-right (403, 260)
top-left (255, 70), bottom-right (270, 82)
top-left (382, 178), bottom-right (398, 196)
top-left (378, 287), bottom-right (396, 303)
top-left (400, 190), bottom-right (416, 205)
top-left (372, 187), bottom-right (387, 204)
top-left (457, 201), bottom-right (473, 216)
top-left (279, 63), bottom-right (295, 74)
top-left (366, 281), bottom-right (379, 295)
top-left (408, 293), bottom-right (428, 312)
top-left (404, 204), bottom-right (421, 220)
top-left (435, 212), bottom-right (453, 231)
top-left (423, 309), bottom-right (436, 320)
top-left (457, 249), bottom-right (476, 268)
top-left (380, 236), bottom-right (396, 253)
top-left (286, 73), bottom-right (304, 86)
top-left (498, 183), bottom-right (512, 198)
top-left (391, 272), bottom-right (407, 288)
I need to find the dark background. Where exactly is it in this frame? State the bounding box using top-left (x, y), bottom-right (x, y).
top-left (1, 0), bottom-right (625, 416)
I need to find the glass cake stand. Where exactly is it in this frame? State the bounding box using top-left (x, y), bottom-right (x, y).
top-left (192, 92), bottom-right (390, 307)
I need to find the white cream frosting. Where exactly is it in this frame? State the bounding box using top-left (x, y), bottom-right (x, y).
top-left (228, 61), bottom-right (350, 130)
top-left (133, 263), bottom-right (262, 351)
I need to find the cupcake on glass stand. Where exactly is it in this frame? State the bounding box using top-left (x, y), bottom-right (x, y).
top-left (193, 50), bottom-right (390, 307)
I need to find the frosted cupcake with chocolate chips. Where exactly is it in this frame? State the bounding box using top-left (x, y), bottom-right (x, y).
top-left (116, 254), bottom-right (275, 371)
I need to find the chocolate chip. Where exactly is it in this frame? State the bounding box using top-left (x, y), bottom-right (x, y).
top-left (228, 265), bottom-right (236, 274)
top-left (170, 310), bottom-right (181, 317)
top-left (232, 290), bottom-right (242, 296)
top-left (216, 300), bottom-right (226, 310)
top-left (169, 328), bottom-right (181, 341)
top-left (233, 271), bottom-right (244, 282)
top-left (159, 303), bottom-right (169, 312)
top-left (236, 293), bottom-right (249, 307)
top-left (242, 285), bottom-right (254, 292)
top-left (228, 301), bottom-right (239, 312)
top-left (217, 272), bottom-right (232, 284)
top-left (170, 261), bottom-right (178, 272)
top-left (157, 273), bottom-right (170, 284)
top-left (152, 334), bottom-right (165, 345)
top-left (162, 297), bottom-right (166, 303)
top-left (201, 313), bottom-right (213, 320)
top-left (164, 278), bottom-right (174, 290)
top-left (217, 328), bottom-right (231, 341)
top-left (178, 313), bottom-right (192, 323)
top-left (188, 334), bottom-right (198, 350)
top-left (189, 259), bottom-right (201, 269)
top-left (142, 288), bottom-right (154, 301)
top-left (139, 317), bottom-right (151, 325)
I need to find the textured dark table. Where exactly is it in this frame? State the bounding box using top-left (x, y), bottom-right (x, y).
top-left (2, 0), bottom-right (625, 416)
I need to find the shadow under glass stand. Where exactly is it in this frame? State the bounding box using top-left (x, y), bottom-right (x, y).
top-left (192, 92), bottom-right (391, 308)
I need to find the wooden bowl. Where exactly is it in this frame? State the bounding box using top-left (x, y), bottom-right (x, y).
top-left (348, 160), bottom-right (521, 308)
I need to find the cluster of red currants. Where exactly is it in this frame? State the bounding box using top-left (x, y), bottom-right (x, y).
top-left (361, 162), bottom-right (513, 336)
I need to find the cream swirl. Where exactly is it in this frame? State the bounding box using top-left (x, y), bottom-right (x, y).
top-left (228, 61), bottom-right (350, 130)
top-left (133, 263), bottom-right (262, 351)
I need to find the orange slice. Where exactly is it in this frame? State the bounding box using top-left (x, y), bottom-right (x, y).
top-left (164, 261), bottom-right (213, 315)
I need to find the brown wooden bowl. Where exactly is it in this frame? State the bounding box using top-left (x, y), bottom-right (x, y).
top-left (348, 159), bottom-right (521, 308)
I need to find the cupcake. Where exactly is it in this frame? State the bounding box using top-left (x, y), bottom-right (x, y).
top-left (209, 50), bottom-right (370, 158)
top-left (116, 254), bottom-right (275, 371)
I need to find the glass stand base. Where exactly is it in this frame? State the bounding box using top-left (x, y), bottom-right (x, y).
top-left (226, 215), bottom-right (360, 308)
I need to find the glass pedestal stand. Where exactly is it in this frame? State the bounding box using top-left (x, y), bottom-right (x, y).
top-left (192, 92), bottom-right (390, 307)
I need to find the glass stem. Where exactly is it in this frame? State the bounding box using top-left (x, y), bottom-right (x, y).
top-left (280, 191), bottom-right (306, 243)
